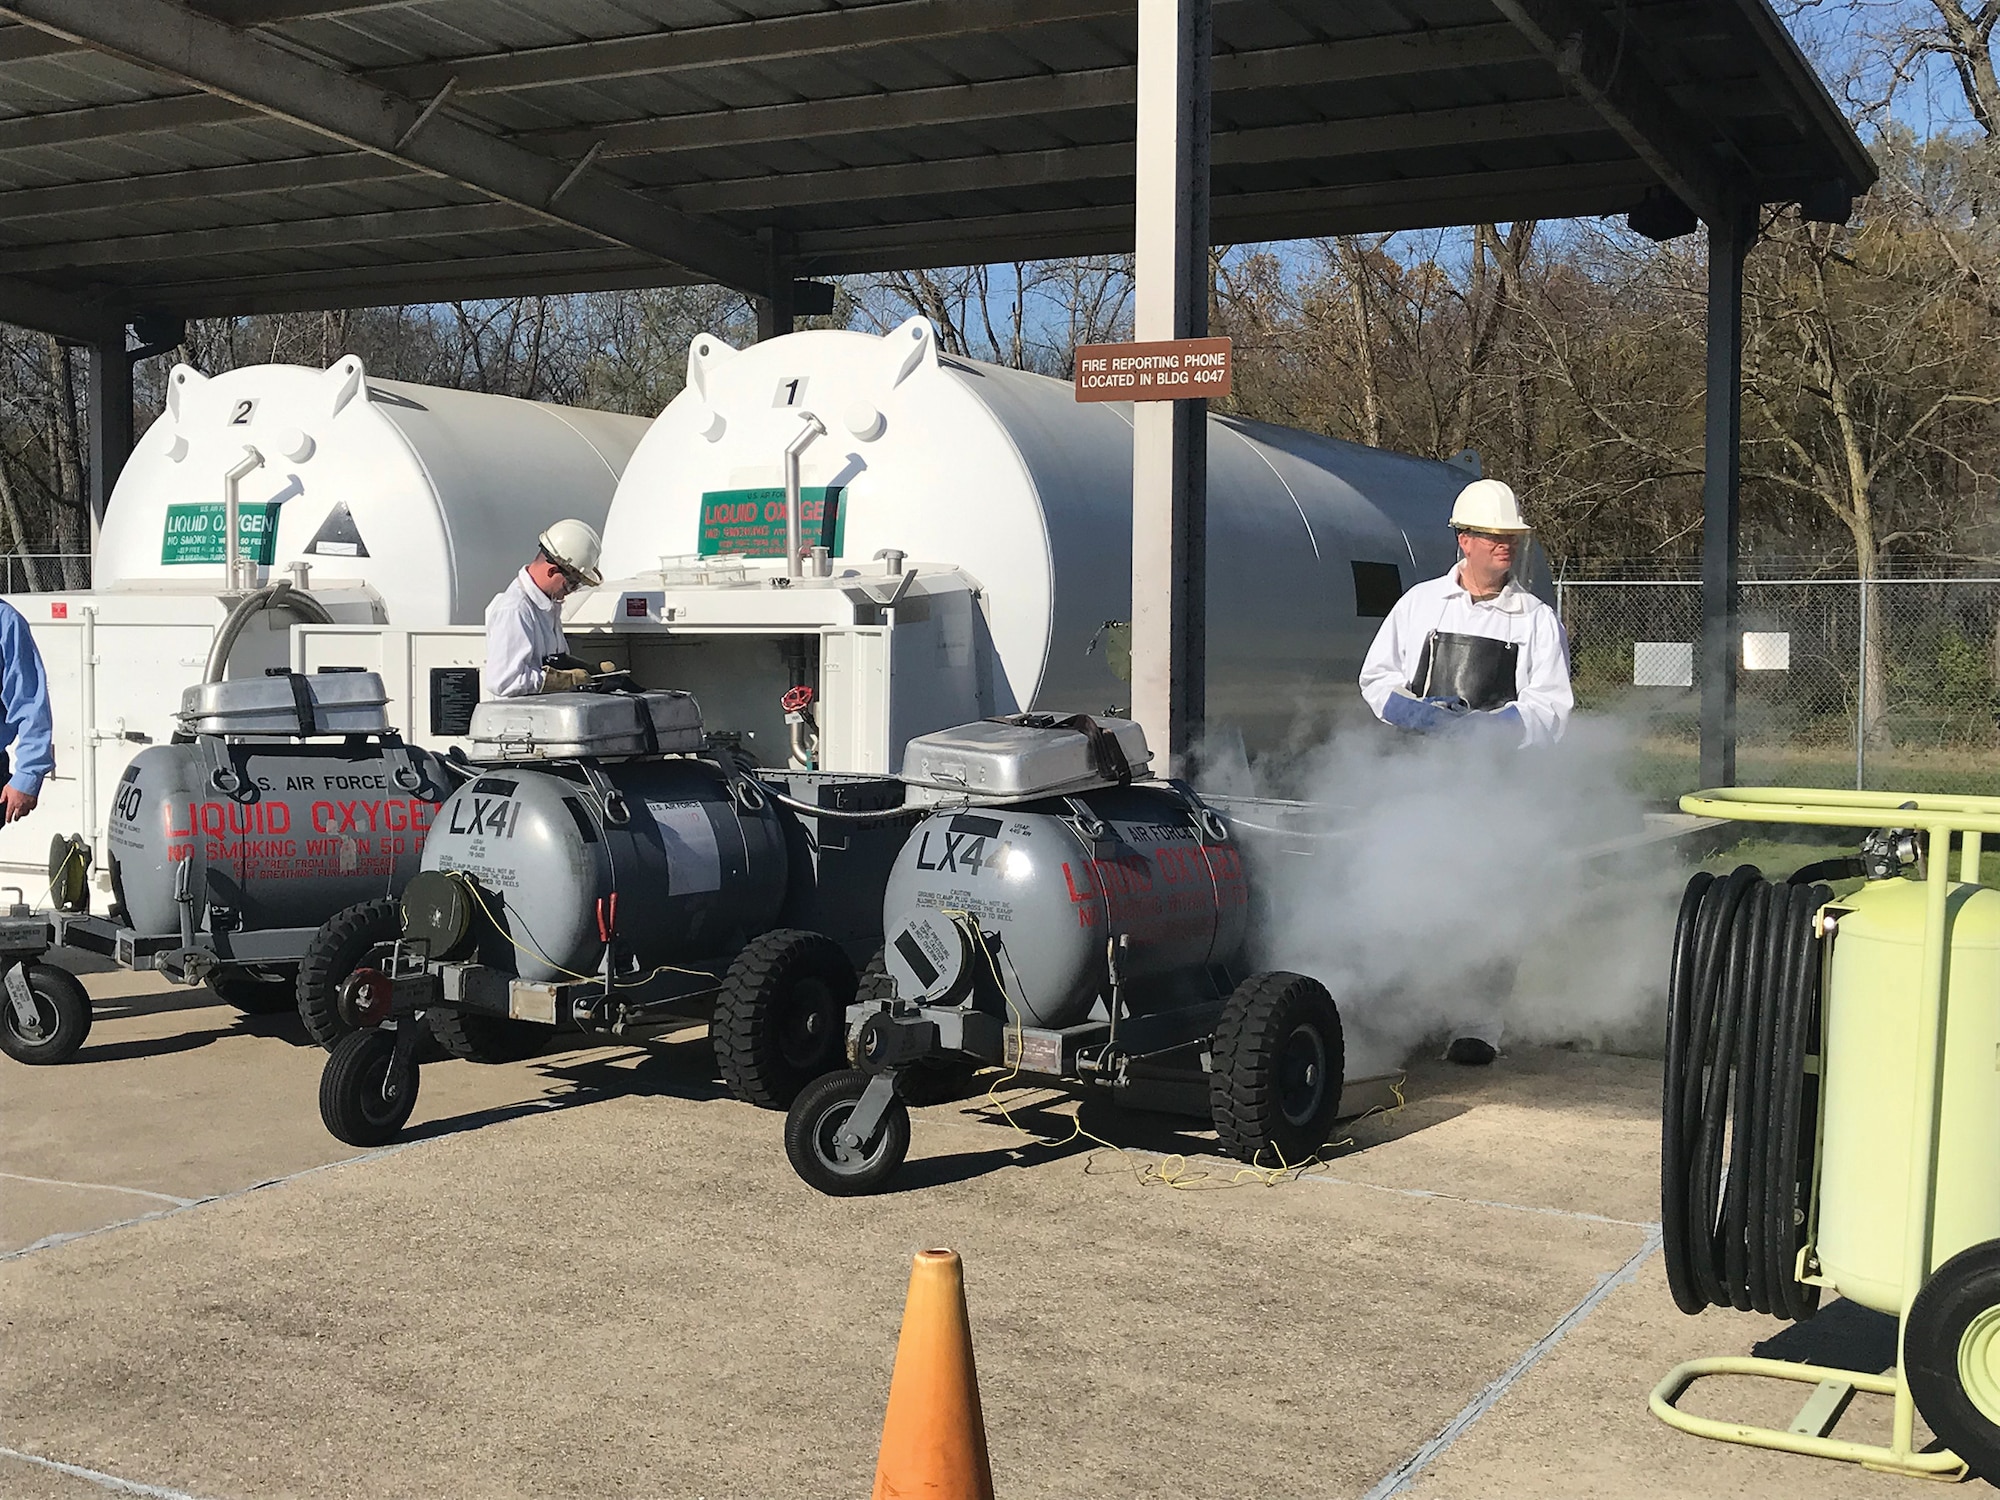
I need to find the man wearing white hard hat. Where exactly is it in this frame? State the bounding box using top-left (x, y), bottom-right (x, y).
top-left (1356, 478), bottom-right (1573, 1065)
top-left (1359, 478), bottom-right (1573, 747)
top-left (483, 518), bottom-right (606, 697)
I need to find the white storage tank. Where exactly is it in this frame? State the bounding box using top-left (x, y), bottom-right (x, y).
top-left (598, 317), bottom-right (1476, 753)
top-left (97, 355), bottom-right (648, 624)
top-left (8, 357), bottom-right (650, 891)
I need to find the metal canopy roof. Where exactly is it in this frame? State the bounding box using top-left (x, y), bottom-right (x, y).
top-left (0, 0), bottom-right (1875, 343)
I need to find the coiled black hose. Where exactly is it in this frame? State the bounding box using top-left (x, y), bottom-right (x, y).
top-left (1661, 865), bottom-right (1830, 1321)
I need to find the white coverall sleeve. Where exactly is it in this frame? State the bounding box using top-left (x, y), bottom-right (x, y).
top-left (1511, 608), bottom-right (1574, 747)
top-left (1359, 595), bottom-right (1424, 721)
top-left (483, 590), bottom-right (544, 698)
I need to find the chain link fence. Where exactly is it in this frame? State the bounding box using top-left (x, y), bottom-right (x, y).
top-left (1558, 576), bottom-right (2000, 797)
top-left (0, 554), bottom-right (90, 593)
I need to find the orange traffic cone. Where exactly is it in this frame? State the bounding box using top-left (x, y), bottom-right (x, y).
top-left (871, 1248), bottom-right (996, 1500)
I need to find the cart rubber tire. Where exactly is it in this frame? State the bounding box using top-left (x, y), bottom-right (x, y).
top-left (0, 963), bottom-right (90, 1065)
top-left (319, 1028), bottom-right (420, 1146)
top-left (298, 898), bottom-right (401, 1049)
top-left (851, 947), bottom-right (978, 1105)
top-left (427, 1007), bottom-right (548, 1065)
top-left (1209, 971), bottom-right (1344, 1167)
top-left (714, 929), bottom-right (856, 1108)
top-left (785, 1068), bottom-right (910, 1196)
top-left (1908, 1238), bottom-right (2000, 1482)
top-left (208, 966), bottom-right (298, 1015)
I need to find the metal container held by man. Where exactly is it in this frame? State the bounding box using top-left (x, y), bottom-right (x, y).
top-left (419, 698), bottom-right (787, 983)
top-left (882, 717), bottom-right (1248, 1028)
top-left (106, 675), bottom-right (454, 936)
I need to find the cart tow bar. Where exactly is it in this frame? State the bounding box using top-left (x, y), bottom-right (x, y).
top-left (4, 960), bottom-right (39, 1032)
top-left (833, 1072), bottom-right (901, 1163)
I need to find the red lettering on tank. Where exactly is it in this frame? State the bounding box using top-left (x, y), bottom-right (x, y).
top-left (311, 801), bottom-right (334, 832)
top-left (199, 803), bottom-right (225, 837)
top-left (169, 801), bottom-right (195, 838)
top-left (412, 801), bottom-right (434, 832)
top-left (268, 803), bottom-right (289, 835)
top-left (337, 801), bottom-right (360, 831)
top-left (386, 801), bottom-right (408, 832)
top-left (1062, 862), bottom-right (1096, 902)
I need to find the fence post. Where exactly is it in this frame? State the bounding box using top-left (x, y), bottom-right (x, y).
top-left (1854, 578), bottom-right (1868, 791)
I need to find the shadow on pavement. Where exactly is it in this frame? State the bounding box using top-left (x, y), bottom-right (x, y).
top-left (1753, 1297), bottom-right (1899, 1375)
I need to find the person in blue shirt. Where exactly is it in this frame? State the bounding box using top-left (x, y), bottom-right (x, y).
top-left (0, 599), bottom-right (53, 822)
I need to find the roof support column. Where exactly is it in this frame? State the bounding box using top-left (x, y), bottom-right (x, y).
top-left (87, 325), bottom-right (132, 531)
top-left (1130, 0), bottom-right (1210, 774)
top-left (755, 228), bottom-right (793, 341)
top-left (1700, 207), bottom-right (1753, 788)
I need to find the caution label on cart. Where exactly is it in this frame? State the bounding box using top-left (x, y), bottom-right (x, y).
top-left (160, 502), bottom-right (280, 565)
top-left (697, 486), bottom-right (845, 558)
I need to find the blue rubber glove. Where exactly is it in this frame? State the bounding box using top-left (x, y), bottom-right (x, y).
top-left (1383, 693), bottom-right (1463, 735)
top-left (1447, 703), bottom-right (1525, 745)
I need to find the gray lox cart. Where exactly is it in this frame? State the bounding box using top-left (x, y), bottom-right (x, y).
top-left (313, 687), bottom-right (913, 1144)
top-left (5, 670), bottom-right (456, 1065)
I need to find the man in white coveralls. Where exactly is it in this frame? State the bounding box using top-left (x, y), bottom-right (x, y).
top-left (1357, 477), bottom-right (1574, 1064)
top-left (483, 519), bottom-right (605, 698)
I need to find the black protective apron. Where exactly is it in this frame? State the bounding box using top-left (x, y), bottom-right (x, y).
top-left (1407, 631), bottom-right (1519, 713)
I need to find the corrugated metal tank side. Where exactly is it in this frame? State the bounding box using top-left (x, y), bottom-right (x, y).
top-left (1222, 418), bottom-right (1464, 738)
top-left (939, 360), bottom-right (1132, 716)
top-left (366, 379), bottom-right (648, 624)
top-left (532, 402), bottom-right (651, 487)
top-left (954, 363), bottom-right (1466, 745)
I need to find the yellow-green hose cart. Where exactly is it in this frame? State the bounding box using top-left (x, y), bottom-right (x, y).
top-left (1653, 787), bottom-right (2000, 1482)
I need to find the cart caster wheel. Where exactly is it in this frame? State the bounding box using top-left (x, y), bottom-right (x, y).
top-left (786, 1068), bottom-right (910, 1197)
top-left (1908, 1238), bottom-right (2000, 1481)
top-left (319, 1029), bottom-right (420, 1147)
top-left (1209, 971), bottom-right (1344, 1167)
top-left (0, 963), bottom-right (91, 1065)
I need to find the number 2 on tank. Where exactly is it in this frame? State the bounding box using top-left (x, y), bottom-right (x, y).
top-left (773, 377), bottom-right (806, 407)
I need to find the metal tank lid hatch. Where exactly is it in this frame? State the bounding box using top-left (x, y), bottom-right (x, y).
top-left (899, 715), bottom-right (1151, 803)
top-left (468, 690), bottom-right (703, 761)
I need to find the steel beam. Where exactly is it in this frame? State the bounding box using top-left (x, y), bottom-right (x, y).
top-left (1129, 0), bottom-right (1210, 775)
top-left (87, 330), bottom-right (132, 527)
top-left (0, 153), bottom-right (413, 221)
top-left (1488, 0), bottom-right (1739, 223)
top-left (792, 160), bottom-right (1656, 265)
top-left (0, 22), bottom-right (67, 62)
top-left (197, 1), bottom-right (409, 21)
top-left (0, 0), bottom-right (767, 293)
top-left (0, 272), bottom-right (119, 341)
top-left (1700, 206), bottom-right (1753, 787)
top-left (0, 201), bottom-right (545, 273)
top-left (0, 93), bottom-right (242, 150)
top-left (365, 0), bottom-right (1132, 99)
top-left (142, 249), bottom-right (689, 317)
top-left (663, 95), bottom-right (1602, 214)
top-left (525, 25), bottom-right (1544, 159)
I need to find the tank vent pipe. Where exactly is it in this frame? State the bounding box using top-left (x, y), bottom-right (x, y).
top-left (782, 412), bottom-right (826, 579)
top-left (222, 444), bottom-right (265, 591)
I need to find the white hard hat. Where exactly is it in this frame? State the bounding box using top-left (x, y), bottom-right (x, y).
top-left (537, 517), bottom-right (603, 587)
top-left (1449, 479), bottom-right (1529, 534)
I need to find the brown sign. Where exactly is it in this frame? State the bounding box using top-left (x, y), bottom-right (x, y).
top-left (1073, 336), bottom-right (1232, 402)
